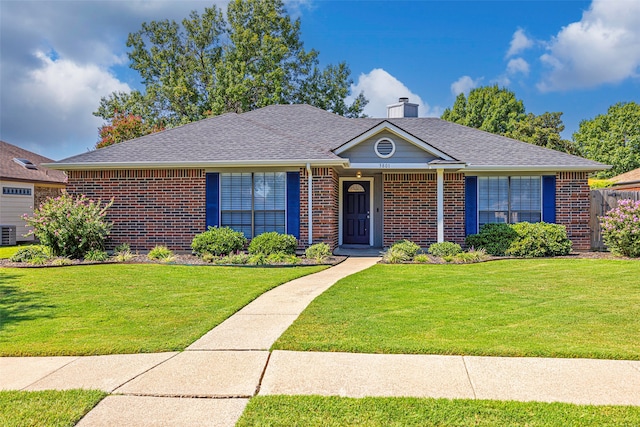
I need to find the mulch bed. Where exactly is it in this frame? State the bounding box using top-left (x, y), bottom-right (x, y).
top-left (0, 254), bottom-right (348, 268)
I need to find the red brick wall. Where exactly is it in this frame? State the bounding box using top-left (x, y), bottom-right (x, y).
top-left (300, 167), bottom-right (339, 249)
top-left (556, 171), bottom-right (590, 250)
top-left (382, 172), bottom-right (465, 248)
top-left (66, 169), bottom-right (205, 251)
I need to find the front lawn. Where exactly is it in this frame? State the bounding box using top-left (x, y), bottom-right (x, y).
top-left (0, 390), bottom-right (106, 427)
top-left (0, 264), bottom-right (324, 356)
top-left (237, 396), bottom-right (640, 426)
top-left (0, 245), bottom-right (24, 259)
top-left (274, 260), bottom-right (640, 360)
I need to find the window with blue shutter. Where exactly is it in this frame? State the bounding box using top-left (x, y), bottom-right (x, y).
top-left (465, 176), bottom-right (478, 235)
top-left (205, 173), bottom-right (220, 228)
top-left (286, 172), bottom-right (300, 238)
top-left (542, 175), bottom-right (556, 223)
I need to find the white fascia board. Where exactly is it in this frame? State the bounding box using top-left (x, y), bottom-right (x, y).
top-left (44, 159), bottom-right (350, 170)
top-left (333, 121), bottom-right (455, 161)
top-left (463, 164), bottom-right (610, 173)
top-left (347, 162), bottom-right (466, 170)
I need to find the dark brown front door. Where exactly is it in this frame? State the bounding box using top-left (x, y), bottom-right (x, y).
top-left (343, 181), bottom-right (370, 245)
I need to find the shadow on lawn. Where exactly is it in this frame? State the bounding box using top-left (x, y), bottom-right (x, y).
top-left (0, 272), bottom-right (55, 333)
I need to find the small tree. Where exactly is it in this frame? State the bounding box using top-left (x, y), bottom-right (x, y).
top-left (97, 113), bottom-right (164, 149)
top-left (600, 199), bottom-right (640, 257)
top-left (23, 193), bottom-right (113, 258)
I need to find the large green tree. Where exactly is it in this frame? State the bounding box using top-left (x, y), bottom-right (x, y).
top-left (505, 112), bottom-right (578, 155)
top-left (573, 102), bottom-right (640, 178)
top-left (441, 85), bottom-right (525, 135)
top-left (95, 0), bottom-right (366, 142)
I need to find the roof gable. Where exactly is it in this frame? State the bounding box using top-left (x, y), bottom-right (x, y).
top-left (333, 121), bottom-right (456, 161)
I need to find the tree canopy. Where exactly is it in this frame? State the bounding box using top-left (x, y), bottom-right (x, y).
top-left (573, 102), bottom-right (640, 178)
top-left (441, 85), bottom-right (581, 155)
top-left (94, 0), bottom-right (367, 146)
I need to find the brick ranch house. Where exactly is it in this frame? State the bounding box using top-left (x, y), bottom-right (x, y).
top-left (48, 100), bottom-right (607, 252)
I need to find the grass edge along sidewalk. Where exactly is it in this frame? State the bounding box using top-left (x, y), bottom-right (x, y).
top-left (273, 259), bottom-right (640, 360)
top-left (0, 263), bottom-right (325, 356)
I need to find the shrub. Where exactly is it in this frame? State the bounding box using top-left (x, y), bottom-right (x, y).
top-left (600, 199), bottom-right (640, 257)
top-left (427, 242), bottom-right (462, 257)
top-left (51, 257), bottom-right (73, 266)
top-left (465, 223), bottom-right (518, 256)
top-left (10, 245), bottom-right (51, 263)
top-left (213, 253), bottom-right (250, 265)
top-left (191, 226), bottom-right (247, 257)
top-left (506, 222), bottom-right (572, 257)
top-left (248, 253), bottom-right (268, 265)
top-left (413, 253), bottom-right (431, 263)
top-left (113, 243), bottom-right (134, 262)
top-left (391, 240), bottom-right (421, 258)
top-left (23, 193), bottom-right (113, 259)
top-left (305, 243), bottom-right (332, 263)
top-left (452, 248), bottom-right (488, 263)
top-left (248, 232), bottom-right (297, 256)
top-left (84, 249), bottom-right (109, 262)
top-left (383, 246), bottom-right (411, 264)
top-left (267, 253), bottom-right (300, 265)
top-left (148, 245), bottom-right (174, 261)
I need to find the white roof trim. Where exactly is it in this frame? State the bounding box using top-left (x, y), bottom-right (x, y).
top-left (333, 121), bottom-right (456, 161)
top-left (44, 159), bottom-right (350, 171)
top-left (464, 165), bottom-right (610, 173)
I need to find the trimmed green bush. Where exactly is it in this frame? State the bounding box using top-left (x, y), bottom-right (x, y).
top-left (10, 245), bottom-right (51, 263)
top-left (427, 242), bottom-right (462, 257)
top-left (248, 232), bottom-right (298, 256)
top-left (600, 199), bottom-right (640, 257)
top-left (506, 222), bottom-right (572, 257)
top-left (305, 243), bottom-right (332, 263)
top-left (465, 223), bottom-right (518, 256)
top-left (191, 226), bottom-right (247, 257)
top-left (22, 193), bottom-right (113, 259)
top-left (392, 240), bottom-right (421, 258)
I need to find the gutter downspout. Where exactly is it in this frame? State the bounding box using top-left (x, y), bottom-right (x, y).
top-left (306, 163), bottom-right (313, 246)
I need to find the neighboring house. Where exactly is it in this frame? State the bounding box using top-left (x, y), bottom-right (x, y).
top-left (48, 100), bottom-right (607, 252)
top-left (609, 168), bottom-right (640, 191)
top-left (1, 141), bottom-right (67, 243)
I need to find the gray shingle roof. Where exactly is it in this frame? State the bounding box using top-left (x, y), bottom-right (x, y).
top-left (51, 104), bottom-right (606, 171)
top-left (1, 140), bottom-right (67, 184)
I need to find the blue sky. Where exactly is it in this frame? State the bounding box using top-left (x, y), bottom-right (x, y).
top-left (1, 0), bottom-right (639, 160)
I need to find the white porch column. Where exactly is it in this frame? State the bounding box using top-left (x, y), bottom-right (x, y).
top-left (306, 163), bottom-right (313, 245)
top-left (437, 168), bottom-right (444, 243)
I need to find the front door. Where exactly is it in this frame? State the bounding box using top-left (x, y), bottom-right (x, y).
top-left (343, 181), bottom-right (370, 245)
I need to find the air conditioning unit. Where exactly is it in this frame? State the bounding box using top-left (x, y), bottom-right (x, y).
top-left (1, 225), bottom-right (17, 246)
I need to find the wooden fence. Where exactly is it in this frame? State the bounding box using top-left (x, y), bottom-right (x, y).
top-left (590, 189), bottom-right (640, 250)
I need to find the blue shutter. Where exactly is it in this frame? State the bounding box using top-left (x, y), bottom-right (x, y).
top-left (542, 175), bottom-right (556, 223)
top-left (286, 172), bottom-right (300, 238)
top-left (465, 176), bottom-right (478, 235)
top-left (206, 173), bottom-right (219, 228)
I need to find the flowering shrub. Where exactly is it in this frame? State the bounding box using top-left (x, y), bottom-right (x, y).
top-left (600, 199), bottom-right (640, 257)
top-left (23, 193), bottom-right (113, 259)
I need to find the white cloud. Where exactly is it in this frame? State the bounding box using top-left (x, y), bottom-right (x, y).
top-left (506, 28), bottom-right (533, 57)
top-left (538, 0), bottom-right (640, 92)
top-left (450, 75), bottom-right (482, 96)
top-left (347, 68), bottom-right (435, 117)
top-left (2, 51), bottom-right (130, 159)
top-left (506, 58), bottom-right (530, 76)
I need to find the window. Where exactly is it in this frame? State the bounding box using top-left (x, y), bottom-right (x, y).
top-left (3, 187), bottom-right (32, 196)
top-left (220, 172), bottom-right (286, 238)
top-left (478, 176), bottom-right (541, 227)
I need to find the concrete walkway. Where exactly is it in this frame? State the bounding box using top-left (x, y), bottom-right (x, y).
top-left (2, 256), bottom-right (640, 426)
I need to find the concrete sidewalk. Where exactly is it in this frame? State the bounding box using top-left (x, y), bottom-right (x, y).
top-left (2, 255), bottom-right (640, 427)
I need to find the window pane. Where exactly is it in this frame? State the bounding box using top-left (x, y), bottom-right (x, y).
top-left (511, 176), bottom-right (541, 223)
top-left (478, 176), bottom-right (508, 227)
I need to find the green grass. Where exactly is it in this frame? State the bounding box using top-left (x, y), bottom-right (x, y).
top-left (274, 260), bottom-right (640, 360)
top-left (0, 389), bottom-right (106, 427)
top-left (0, 244), bottom-right (26, 259)
top-left (237, 396), bottom-right (640, 426)
top-left (0, 264), bottom-right (324, 356)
